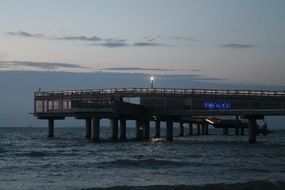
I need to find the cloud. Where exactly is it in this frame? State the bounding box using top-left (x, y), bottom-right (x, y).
top-left (6, 31), bottom-right (129, 44)
top-left (14, 61), bottom-right (84, 69)
top-left (105, 38), bottom-right (127, 43)
top-left (133, 42), bottom-right (170, 47)
top-left (144, 35), bottom-right (161, 42)
top-left (6, 31), bottom-right (103, 42)
top-left (56, 35), bottom-right (101, 42)
top-left (157, 74), bottom-right (226, 83)
top-left (93, 42), bottom-right (171, 48)
top-left (169, 36), bottom-right (196, 42)
top-left (6, 31), bottom-right (174, 48)
top-left (97, 42), bottom-right (129, 48)
top-left (221, 43), bottom-right (256, 49)
top-left (6, 31), bottom-right (44, 38)
top-left (0, 61), bottom-right (86, 71)
top-left (101, 67), bottom-right (171, 71)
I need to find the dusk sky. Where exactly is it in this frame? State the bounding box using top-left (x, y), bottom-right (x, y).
top-left (0, 0), bottom-right (284, 85)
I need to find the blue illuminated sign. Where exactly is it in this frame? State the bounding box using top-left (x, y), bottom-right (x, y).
top-left (203, 102), bottom-right (231, 110)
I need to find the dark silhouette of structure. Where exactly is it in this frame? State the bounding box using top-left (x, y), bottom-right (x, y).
top-left (34, 88), bottom-right (285, 143)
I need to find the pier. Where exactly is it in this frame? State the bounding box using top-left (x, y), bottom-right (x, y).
top-left (34, 88), bottom-right (285, 143)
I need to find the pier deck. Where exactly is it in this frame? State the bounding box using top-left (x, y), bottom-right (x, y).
top-left (34, 88), bottom-right (285, 143)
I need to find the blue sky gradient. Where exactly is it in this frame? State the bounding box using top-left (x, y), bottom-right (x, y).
top-left (0, 1), bottom-right (285, 127)
top-left (0, 0), bottom-right (285, 85)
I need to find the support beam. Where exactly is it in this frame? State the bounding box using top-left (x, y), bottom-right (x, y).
top-left (155, 120), bottom-right (161, 138)
top-left (248, 118), bottom-right (257, 143)
top-left (85, 118), bottom-right (91, 138)
top-left (136, 119), bottom-right (144, 140)
top-left (196, 123), bottom-right (201, 135)
top-left (166, 120), bottom-right (173, 141)
top-left (144, 120), bottom-right (150, 140)
top-left (48, 118), bottom-right (54, 138)
top-left (189, 122), bottom-right (193, 136)
top-left (91, 117), bottom-right (100, 142)
top-left (179, 121), bottom-right (184, 136)
top-left (223, 127), bottom-right (229, 135)
top-left (110, 118), bottom-right (119, 141)
top-left (120, 119), bottom-right (126, 140)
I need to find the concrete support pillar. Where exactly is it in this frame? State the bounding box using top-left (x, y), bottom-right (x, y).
top-left (240, 127), bottom-right (244, 135)
top-left (189, 122), bottom-right (193, 136)
top-left (120, 119), bottom-right (126, 140)
top-left (91, 117), bottom-right (100, 141)
top-left (179, 121), bottom-right (184, 136)
top-left (48, 118), bottom-right (54, 138)
top-left (248, 118), bottom-right (257, 143)
top-left (223, 127), bottom-right (229, 135)
top-left (85, 118), bottom-right (91, 138)
top-left (144, 120), bottom-right (150, 140)
top-left (201, 124), bottom-right (205, 135)
top-left (110, 118), bottom-right (119, 140)
top-left (166, 120), bottom-right (173, 141)
top-left (155, 120), bottom-right (161, 138)
top-left (235, 127), bottom-right (240, 135)
top-left (136, 119), bottom-right (144, 140)
top-left (205, 124), bottom-right (209, 135)
top-left (263, 123), bottom-right (268, 136)
top-left (196, 123), bottom-right (201, 135)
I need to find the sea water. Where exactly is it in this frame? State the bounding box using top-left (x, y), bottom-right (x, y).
top-left (0, 127), bottom-right (285, 190)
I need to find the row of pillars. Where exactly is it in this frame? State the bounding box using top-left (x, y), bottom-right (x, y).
top-left (47, 117), bottom-right (260, 143)
top-left (47, 118), bottom-right (209, 141)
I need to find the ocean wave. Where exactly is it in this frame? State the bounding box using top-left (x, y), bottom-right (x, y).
top-left (98, 159), bottom-right (187, 168)
top-left (82, 180), bottom-right (285, 190)
top-left (0, 147), bottom-right (7, 154)
top-left (237, 168), bottom-right (272, 173)
top-left (25, 150), bottom-right (48, 157)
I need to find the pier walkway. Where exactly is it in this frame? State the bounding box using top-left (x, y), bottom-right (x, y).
top-left (34, 88), bottom-right (285, 143)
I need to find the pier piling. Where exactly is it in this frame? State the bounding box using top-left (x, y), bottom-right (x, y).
top-left (92, 117), bottom-right (100, 142)
top-left (205, 124), bottom-right (209, 135)
top-left (120, 119), bottom-right (126, 140)
top-left (240, 127), bottom-right (244, 135)
top-left (223, 128), bottom-right (229, 135)
top-left (189, 122), bottom-right (193, 135)
top-left (155, 120), bottom-right (161, 138)
top-left (196, 123), bottom-right (201, 135)
top-left (85, 118), bottom-right (91, 138)
top-left (110, 118), bottom-right (119, 140)
top-left (179, 121), bottom-right (184, 136)
top-left (248, 118), bottom-right (257, 143)
top-left (235, 127), bottom-right (240, 135)
top-left (136, 119), bottom-right (144, 140)
top-left (48, 119), bottom-right (54, 138)
top-left (166, 120), bottom-right (173, 141)
top-left (144, 120), bottom-right (150, 140)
